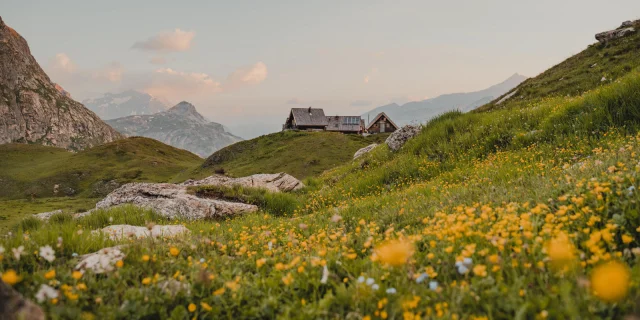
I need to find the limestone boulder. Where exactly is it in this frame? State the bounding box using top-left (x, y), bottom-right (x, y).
top-left (385, 125), bottom-right (422, 152)
top-left (75, 246), bottom-right (126, 274)
top-left (182, 172), bottom-right (304, 192)
top-left (596, 27), bottom-right (636, 43)
top-left (353, 144), bottom-right (378, 160)
top-left (0, 279), bottom-right (45, 320)
top-left (33, 210), bottom-right (63, 221)
top-left (93, 224), bottom-right (190, 241)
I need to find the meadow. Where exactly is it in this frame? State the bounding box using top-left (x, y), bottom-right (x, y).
top-left (2, 70), bottom-right (640, 319)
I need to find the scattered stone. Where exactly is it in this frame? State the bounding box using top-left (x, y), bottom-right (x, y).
top-left (182, 172), bottom-right (304, 192)
top-left (0, 279), bottom-right (45, 320)
top-left (33, 210), bottom-right (63, 221)
top-left (601, 76), bottom-right (607, 82)
top-left (596, 27), bottom-right (636, 44)
top-left (385, 125), bottom-right (423, 152)
top-left (156, 279), bottom-right (191, 297)
top-left (591, 63), bottom-right (598, 68)
top-left (75, 246), bottom-right (126, 274)
top-left (93, 224), bottom-right (190, 241)
top-left (353, 144), bottom-right (378, 160)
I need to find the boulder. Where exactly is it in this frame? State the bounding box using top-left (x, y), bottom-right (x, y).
top-left (596, 27), bottom-right (636, 43)
top-left (88, 183), bottom-right (258, 220)
top-left (353, 144), bottom-right (378, 160)
top-left (75, 246), bottom-right (126, 274)
top-left (93, 224), bottom-right (190, 241)
top-left (33, 209), bottom-right (63, 221)
top-left (0, 279), bottom-right (45, 320)
top-left (385, 125), bottom-right (422, 152)
top-left (182, 172), bottom-right (304, 192)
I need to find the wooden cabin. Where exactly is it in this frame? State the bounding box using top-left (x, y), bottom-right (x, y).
top-left (325, 115), bottom-right (363, 134)
top-left (366, 112), bottom-right (398, 133)
top-left (283, 107), bottom-right (328, 131)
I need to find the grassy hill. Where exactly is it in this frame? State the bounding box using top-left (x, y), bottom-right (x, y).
top-left (478, 20), bottom-right (640, 112)
top-left (0, 137), bottom-right (202, 200)
top-left (192, 131), bottom-right (389, 180)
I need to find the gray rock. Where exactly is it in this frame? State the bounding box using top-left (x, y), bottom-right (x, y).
top-left (156, 279), bottom-right (191, 297)
top-left (385, 125), bottom-right (422, 152)
top-left (353, 144), bottom-right (378, 160)
top-left (0, 16), bottom-right (121, 151)
top-left (87, 182), bottom-right (258, 220)
top-left (33, 209), bottom-right (63, 221)
top-left (75, 246), bottom-right (126, 274)
top-left (0, 278), bottom-right (45, 320)
top-left (182, 172), bottom-right (305, 193)
top-left (596, 27), bottom-right (636, 44)
top-left (93, 224), bottom-right (190, 241)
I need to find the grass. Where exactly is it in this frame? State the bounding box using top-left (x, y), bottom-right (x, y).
top-left (478, 21), bottom-right (640, 112)
top-left (186, 131), bottom-right (389, 181)
top-left (0, 198), bottom-right (99, 233)
top-left (0, 137), bottom-right (202, 200)
top-left (188, 184), bottom-right (302, 216)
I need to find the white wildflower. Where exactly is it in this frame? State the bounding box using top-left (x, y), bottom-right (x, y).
top-left (268, 241), bottom-right (273, 250)
top-left (416, 273), bottom-right (428, 284)
top-left (366, 278), bottom-right (375, 286)
top-left (39, 245), bottom-right (56, 262)
top-left (429, 281), bottom-right (439, 291)
top-left (386, 288), bottom-right (397, 294)
top-left (371, 284), bottom-right (379, 290)
top-left (357, 276), bottom-right (365, 283)
top-left (0, 246), bottom-right (4, 255)
top-left (320, 265), bottom-right (329, 284)
top-left (35, 284), bottom-right (59, 303)
top-left (12, 246), bottom-right (24, 261)
top-left (331, 214), bottom-right (343, 223)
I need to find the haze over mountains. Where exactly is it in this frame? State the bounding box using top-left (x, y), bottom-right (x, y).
top-left (0, 16), bottom-right (121, 151)
top-left (106, 101), bottom-right (243, 157)
top-left (83, 90), bottom-right (170, 120)
top-left (362, 73), bottom-right (527, 126)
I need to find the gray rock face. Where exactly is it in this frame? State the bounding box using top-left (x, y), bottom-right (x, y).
top-left (183, 172), bottom-right (305, 192)
top-left (0, 279), bottom-right (45, 320)
top-left (385, 125), bottom-right (422, 152)
top-left (32, 209), bottom-right (63, 221)
top-left (83, 90), bottom-right (169, 120)
top-left (91, 182), bottom-right (258, 219)
top-left (596, 26), bottom-right (636, 43)
top-left (353, 144), bottom-right (378, 160)
top-left (0, 16), bottom-right (122, 151)
top-left (106, 102), bottom-right (243, 157)
top-left (93, 224), bottom-right (190, 240)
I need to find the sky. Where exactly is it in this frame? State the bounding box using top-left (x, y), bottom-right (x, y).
top-left (2, 1), bottom-right (640, 138)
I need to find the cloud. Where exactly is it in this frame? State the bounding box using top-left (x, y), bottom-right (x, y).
top-left (132, 29), bottom-right (195, 52)
top-left (286, 98), bottom-right (304, 105)
top-left (92, 62), bottom-right (123, 82)
top-left (150, 56), bottom-right (167, 65)
top-left (350, 100), bottom-right (372, 107)
top-left (142, 68), bottom-right (222, 100)
top-left (223, 62), bottom-right (268, 89)
top-left (51, 53), bottom-right (76, 73)
top-left (363, 67), bottom-right (379, 84)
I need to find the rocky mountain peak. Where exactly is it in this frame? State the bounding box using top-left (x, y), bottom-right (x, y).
top-left (0, 16), bottom-right (122, 150)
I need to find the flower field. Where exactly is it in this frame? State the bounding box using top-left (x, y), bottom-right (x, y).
top-left (3, 73), bottom-right (640, 319)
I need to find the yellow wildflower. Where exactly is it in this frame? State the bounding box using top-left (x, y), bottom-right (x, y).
top-left (590, 261), bottom-right (630, 303)
top-left (169, 247), bottom-right (180, 257)
top-left (213, 287), bottom-right (226, 296)
top-left (282, 272), bottom-right (294, 285)
top-left (256, 258), bottom-right (266, 269)
top-left (374, 239), bottom-right (414, 267)
top-left (200, 302), bottom-right (212, 311)
top-left (72, 271), bottom-right (83, 280)
top-left (115, 260), bottom-right (124, 268)
top-left (44, 269), bottom-right (56, 280)
top-left (188, 303), bottom-right (196, 312)
top-left (141, 277), bottom-right (152, 285)
top-left (1, 269), bottom-right (22, 286)
top-left (473, 264), bottom-right (487, 277)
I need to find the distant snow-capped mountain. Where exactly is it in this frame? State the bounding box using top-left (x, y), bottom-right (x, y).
top-left (106, 101), bottom-right (243, 157)
top-left (82, 90), bottom-right (170, 120)
top-left (362, 73), bottom-right (527, 126)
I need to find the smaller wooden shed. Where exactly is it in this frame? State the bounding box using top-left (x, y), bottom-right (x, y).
top-left (366, 112), bottom-right (398, 133)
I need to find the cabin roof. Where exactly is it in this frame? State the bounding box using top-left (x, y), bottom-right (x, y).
top-left (326, 115), bottom-right (362, 132)
top-left (366, 112), bottom-right (399, 130)
top-left (290, 108), bottom-right (328, 126)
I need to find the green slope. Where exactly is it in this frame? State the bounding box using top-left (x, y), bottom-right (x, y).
top-left (193, 131), bottom-right (388, 180)
top-left (478, 20), bottom-right (640, 112)
top-left (0, 137), bottom-right (202, 200)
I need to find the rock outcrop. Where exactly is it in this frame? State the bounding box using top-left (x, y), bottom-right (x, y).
top-left (106, 101), bottom-right (243, 157)
top-left (353, 144), bottom-right (378, 160)
top-left (182, 172), bottom-right (305, 192)
top-left (75, 246), bottom-right (126, 274)
top-left (93, 224), bottom-right (190, 241)
top-left (0, 16), bottom-right (122, 151)
top-left (0, 279), bottom-right (45, 320)
top-left (596, 20), bottom-right (638, 44)
top-left (385, 125), bottom-right (422, 152)
top-left (88, 182), bottom-right (258, 220)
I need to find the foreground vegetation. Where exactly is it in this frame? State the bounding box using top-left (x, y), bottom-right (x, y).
top-left (2, 68), bottom-right (640, 318)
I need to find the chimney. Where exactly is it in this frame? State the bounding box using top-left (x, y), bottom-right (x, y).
top-left (308, 106), bottom-right (312, 116)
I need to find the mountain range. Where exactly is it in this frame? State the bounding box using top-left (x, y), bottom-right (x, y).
top-left (0, 16), bottom-right (121, 151)
top-left (106, 101), bottom-right (243, 157)
top-left (82, 90), bottom-right (170, 120)
top-left (362, 73), bottom-right (527, 126)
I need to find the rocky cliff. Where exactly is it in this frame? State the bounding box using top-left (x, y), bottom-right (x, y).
top-left (82, 90), bottom-right (170, 120)
top-left (106, 101), bottom-right (242, 157)
top-left (0, 16), bottom-right (122, 151)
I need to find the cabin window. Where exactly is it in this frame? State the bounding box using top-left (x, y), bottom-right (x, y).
top-left (342, 117), bottom-right (359, 125)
